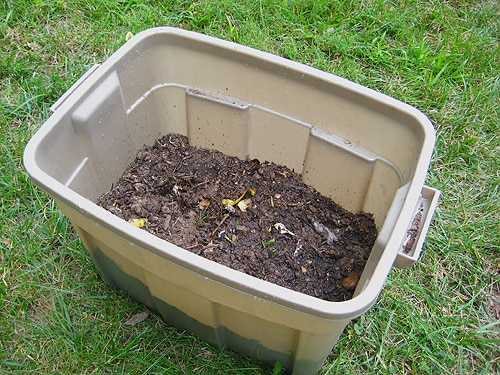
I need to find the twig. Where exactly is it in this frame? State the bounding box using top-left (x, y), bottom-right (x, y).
top-left (211, 213), bottom-right (230, 237)
top-left (173, 155), bottom-right (192, 173)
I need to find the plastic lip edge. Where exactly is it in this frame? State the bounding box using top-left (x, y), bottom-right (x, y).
top-left (50, 64), bottom-right (101, 113)
top-left (146, 27), bottom-right (440, 136)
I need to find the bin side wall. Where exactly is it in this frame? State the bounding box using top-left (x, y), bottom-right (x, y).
top-left (119, 34), bottom-right (426, 180)
top-left (65, 201), bottom-right (349, 375)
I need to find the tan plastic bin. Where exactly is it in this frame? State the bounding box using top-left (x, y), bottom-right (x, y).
top-left (24, 27), bottom-right (440, 374)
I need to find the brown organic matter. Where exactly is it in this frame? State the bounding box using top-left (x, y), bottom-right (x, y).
top-left (98, 134), bottom-right (378, 302)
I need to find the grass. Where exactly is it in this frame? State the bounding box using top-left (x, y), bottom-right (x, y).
top-left (1, 0), bottom-right (498, 373)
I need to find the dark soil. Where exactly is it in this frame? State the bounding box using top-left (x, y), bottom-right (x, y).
top-left (98, 134), bottom-right (378, 302)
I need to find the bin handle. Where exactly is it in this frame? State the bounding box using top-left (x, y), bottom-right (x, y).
top-left (50, 64), bottom-right (101, 113)
top-left (394, 185), bottom-right (440, 269)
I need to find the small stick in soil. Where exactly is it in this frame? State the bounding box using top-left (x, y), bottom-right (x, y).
top-left (173, 155), bottom-right (192, 173)
top-left (293, 238), bottom-right (303, 258)
top-left (186, 238), bottom-right (200, 250)
top-left (211, 213), bottom-right (230, 237)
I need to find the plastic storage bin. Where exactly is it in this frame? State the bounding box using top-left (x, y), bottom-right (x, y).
top-left (24, 27), bottom-right (440, 374)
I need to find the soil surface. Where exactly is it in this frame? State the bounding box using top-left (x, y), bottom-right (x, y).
top-left (98, 134), bottom-right (378, 301)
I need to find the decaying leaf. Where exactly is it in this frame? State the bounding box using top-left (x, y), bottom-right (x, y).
top-left (123, 310), bottom-right (150, 326)
top-left (199, 198), bottom-right (210, 210)
top-left (237, 198), bottom-right (252, 212)
top-left (222, 188), bottom-right (255, 208)
top-left (129, 218), bottom-right (148, 227)
top-left (274, 222), bottom-right (295, 236)
top-left (313, 221), bottom-right (338, 244)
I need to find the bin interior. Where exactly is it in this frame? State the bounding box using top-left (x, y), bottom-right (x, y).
top-left (36, 31), bottom-right (429, 233)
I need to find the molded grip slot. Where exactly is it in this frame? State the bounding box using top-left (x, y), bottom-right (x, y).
top-left (394, 185), bottom-right (440, 268)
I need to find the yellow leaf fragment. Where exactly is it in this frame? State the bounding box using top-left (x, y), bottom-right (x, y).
top-left (237, 198), bottom-right (252, 212)
top-left (222, 188), bottom-right (255, 207)
top-left (129, 218), bottom-right (148, 228)
top-left (125, 31), bottom-right (134, 41)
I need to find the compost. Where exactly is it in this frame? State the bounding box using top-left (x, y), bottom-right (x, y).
top-left (98, 134), bottom-right (377, 301)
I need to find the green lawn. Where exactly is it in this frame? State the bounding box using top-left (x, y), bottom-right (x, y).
top-left (1, 1), bottom-right (498, 374)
